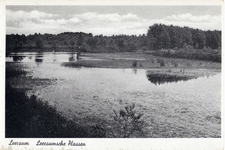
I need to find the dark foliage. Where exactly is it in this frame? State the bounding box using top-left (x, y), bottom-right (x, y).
top-left (5, 82), bottom-right (96, 137)
top-left (107, 104), bottom-right (146, 138)
top-left (146, 73), bottom-right (193, 85)
top-left (6, 67), bottom-right (27, 78)
top-left (6, 32), bottom-right (147, 53)
top-left (147, 24), bottom-right (221, 50)
top-left (153, 46), bottom-right (221, 63)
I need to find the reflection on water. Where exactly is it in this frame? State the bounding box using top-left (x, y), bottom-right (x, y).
top-left (12, 56), bottom-right (26, 62)
top-left (132, 68), bottom-right (137, 74)
top-left (68, 51), bottom-right (76, 62)
top-left (146, 73), bottom-right (192, 85)
top-left (6, 52), bottom-right (78, 66)
top-left (35, 52), bottom-right (44, 67)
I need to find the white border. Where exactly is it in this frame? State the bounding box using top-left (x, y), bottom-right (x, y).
top-left (0, 0), bottom-right (224, 150)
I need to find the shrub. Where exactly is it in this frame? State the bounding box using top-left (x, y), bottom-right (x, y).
top-left (107, 104), bottom-right (146, 138)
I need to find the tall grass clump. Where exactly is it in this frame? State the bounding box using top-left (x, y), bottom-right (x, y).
top-left (187, 62), bottom-right (192, 67)
top-left (157, 58), bottom-right (165, 67)
top-left (171, 60), bottom-right (178, 67)
top-left (132, 60), bottom-right (137, 67)
top-left (6, 67), bottom-right (27, 78)
top-left (61, 62), bottom-right (94, 68)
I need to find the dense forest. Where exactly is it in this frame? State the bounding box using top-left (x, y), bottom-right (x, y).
top-left (147, 24), bottom-right (221, 50)
top-left (6, 32), bottom-right (147, 53)
top-left (6, 24), bottom-right (221, 62)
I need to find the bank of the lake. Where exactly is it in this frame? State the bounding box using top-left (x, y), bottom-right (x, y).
top-left (62, 52), bottom-right (221, 69)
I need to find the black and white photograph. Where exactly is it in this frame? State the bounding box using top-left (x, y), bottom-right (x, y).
top-left (1, 0), bottom-right (224, 149)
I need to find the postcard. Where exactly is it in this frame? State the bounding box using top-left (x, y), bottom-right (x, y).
top-left (0, 0), bottom-right (224, 150)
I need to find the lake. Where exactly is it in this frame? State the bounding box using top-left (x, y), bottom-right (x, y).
top-left (6, 52), bottom-right (221, 137)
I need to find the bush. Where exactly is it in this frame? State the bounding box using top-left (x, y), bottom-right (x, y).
top-left (107, 104), bottom-right (146, 138)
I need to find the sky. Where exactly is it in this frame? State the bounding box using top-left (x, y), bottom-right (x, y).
top-left (6, 5), bottom-right (222, 36)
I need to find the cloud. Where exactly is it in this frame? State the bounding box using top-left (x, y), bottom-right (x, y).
top-left (6, 10), bottom-right (57, 22)
top-left (148, 13), bottom-right (221, 31)
top-left (73, 12), bottom-right (140, 23)
top-left (165, 13), bottom-right (220, 23)
top-left (69, 17), bottom-right (81, 24)
top-left (6, 10), bottom-right (221, 36)
top-left (6, 10), bottom-right (145, 35)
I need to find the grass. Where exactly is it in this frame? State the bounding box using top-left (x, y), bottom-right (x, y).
top-left (157, 58), bottom-right (165, 67)
top-left (61, 59), bottom-right (156, 69)
top-left (61, 52), bottom-right (221, 69)
top-left (61, 61), bottom-right (94, 68)
top-left (153, 48), bottom-right (221, 63)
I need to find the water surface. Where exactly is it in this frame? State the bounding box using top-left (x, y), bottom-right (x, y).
top-left (6, 52), bottom-right (221, 137)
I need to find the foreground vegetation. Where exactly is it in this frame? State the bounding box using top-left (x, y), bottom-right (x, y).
top-left (6, 65), bottom-right (146, 137)
top-left (6, 84), bottom-right (93, 137)
top-left (6, 83), bottom-right (147, 137)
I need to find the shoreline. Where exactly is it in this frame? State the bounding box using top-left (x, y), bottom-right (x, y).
top-left (61, 52), bottom-right (221, 70)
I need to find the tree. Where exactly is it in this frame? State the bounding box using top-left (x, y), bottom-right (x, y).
top-left (196, 30), bottom-right (206, 49)
top-left (86, 37), bottom-right (98, 48)
top-left (70, 40), bottom-right (75, 48)
top-left (117, 39), bottom-right (125, 48)
top-left (77, 34), bottom-right (83, 46)
top-left (147, 24), bottom-right (170, 50)
top-left (35, 38), bottom-right (43, 48)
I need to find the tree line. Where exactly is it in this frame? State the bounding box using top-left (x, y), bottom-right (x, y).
top-left (147, 24), bottom-right (221, 50)
top-left (6, 24), bottom-right (221, 54)
top-left (6, 32), bottom-right (147, 53)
